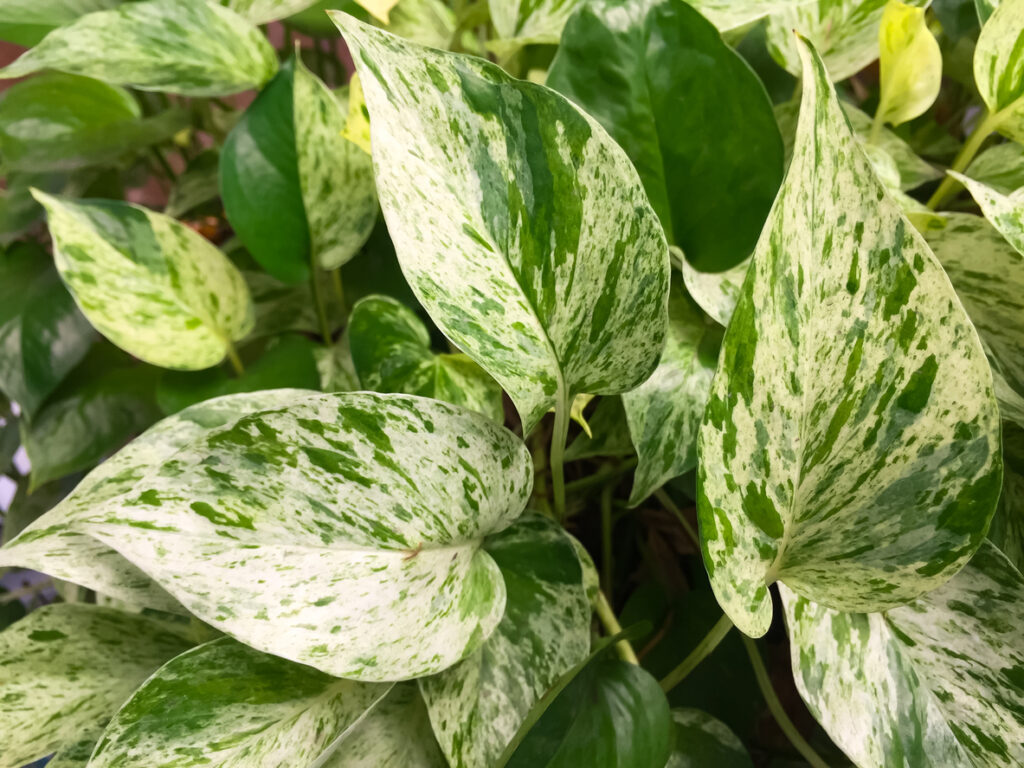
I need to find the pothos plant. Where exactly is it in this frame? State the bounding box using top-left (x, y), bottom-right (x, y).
top-left (0, 0), bottom-right (1022, 766)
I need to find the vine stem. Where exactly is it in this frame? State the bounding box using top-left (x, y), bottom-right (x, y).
top-left (550, 393), bottom-right (570, 521)
top-left (743, 636), bottom-right (830, 768)
top-left (310, 271), bottom-right (332, 345)
top-left (654, 487), bottom-right (700, 549)
top-left (659, 613), bottom-right (732, 692)
top-left (594, 590), bottom-right (639, 665)
top-left (926, 109), bottom-right (1004, 210)
top-left (600, 482), bottom-right (613, 595)
top-left (225, 342), bottom-right (245, 377)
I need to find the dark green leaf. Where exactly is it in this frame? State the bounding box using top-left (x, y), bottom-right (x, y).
top-left (667, 708), bottom-right (753, 768)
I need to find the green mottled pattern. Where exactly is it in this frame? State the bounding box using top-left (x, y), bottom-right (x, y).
top-left (330, 15), bottom-right (669, 432)
top-left (322, 684), bottom-right (447, 767)
top-left (0, 604), bottom-right (192, 768)
top-left (47, 737), bottom-right (99, 768)
top-left (697, 39), bottom-right (1001, 637)
top-left (990, 424), bottom-right (1024, 570)
top-left (0, 0), bottom-right (121, 26)
top-left (684, 0), bottom-right (810, 31)
top-left (681, 256), bottom-right (749, 328)
top-left (782, 542), bottom-right (1024, 767)
top-left (0, 0), bottom-right (277, 97)
top-left (293, 62), bottom-right (378, 271)
top-left (419, 515), bottom-right (592, 767)
top-left (349, 295), bottom-right (504, 423)
top-left (966, 143), bottom-right (1024, 194)
top-left (622, 277), bottom-right (716, 505)
top-left (766, 0), bottom-right (928, 81)
top-left (0, 391), bottom-right (314, 611)
top-left (75, 393), bottom-right (531, 679)
top-left (222, 0), bottom-right (319, 23)
top-left (951, 173), bottom-right (1024, 257)
top-left (315, 337), bottom-right (360, 393)
top-left (34, 192), bottom-right (254, 370)
top-left (975, 0), bottom-right (1024, 143)
top-left (489, 0), bottom-right (580, 46)
top-left (666, 708), bottom-right (752, 768)
top-left (89, 638), bottom-right (391, 767)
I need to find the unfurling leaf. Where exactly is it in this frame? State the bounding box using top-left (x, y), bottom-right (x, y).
top-left (697, 37), bottom-right (1001, 638)
top-left (875, 0), bottom-right (942, 128)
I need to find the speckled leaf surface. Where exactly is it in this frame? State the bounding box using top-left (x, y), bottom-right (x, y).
top-left (418, 515), bottom-right (592, 768)
top-left (681, 256), bottom-right (749, 328)
top-left (89, 638), bottom-right (392, 768)
top-left (683, 0), bottom-right (808, 31)
top-left (0, 391), bottom-right (315, 612)
top-left (222, 0), bottom-right (320, 23)
top-left (70, 392), bottom-right (532, 680)
top-left (488, 0), bottom-right (580, 47)
top-left (33, 192), bottom-right (253, 371)
top-left (0, 604), bottom-right (192, 768)
top-left (966, 143), bottom-right (1024, 194)
top-left (349, 295), bottom-right (504, 423)
top-left (331, 15), bottom-right (669, 433)
top-left (697, 39), bottom-right (1001, 638)
top-left (951, 173), bottom-right (1024, 257)
top-left (974, 0), bottom-right (1024, 143)
top-left (666, 708), bottom-right (752, 768)
top-left (782, 541), bottom-right (1024, 767)
top-left (622, 278), bottom-right (716, 505)
top-left (0, 0), bottom-right (278, 97)
top-left (990, 423), bottom-right (1024, 571)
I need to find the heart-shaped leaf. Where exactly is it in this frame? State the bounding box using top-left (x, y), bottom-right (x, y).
top-left (330, 14), bottom-right (669, 432)
top-left (33, 192), bottom-right (254, 371)
top-left (974, 0), bottom-right (1024, 143)
top-left (681, 257), bottom-right (750, 329)
top-left (666, 708), bottom-right (752, 768)
top-left (697, 37), bottom-right (1001, 638)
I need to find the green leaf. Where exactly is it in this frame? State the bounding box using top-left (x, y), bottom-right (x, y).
top-left (488, 0), bottom-right (579, 49)
top-left (0, 0), bottom-right (122, 47)
top-left (0, 73), bottom-right (188, 174)
top-left (419, 515), bottom-right (593, 767)
top-left (974, 0), bottom-right (1024, 143)
top-left (681, 256), bottom-right (750, 329)
top-left (876, 0), bottom-right (942, 128)
top-left (990, 423), bottom-right (1024, 571)
top-left (563, 395), bottom-right (634, 462)
top-left (547, 0), bottom-right (782, 272)
top-left (221, 0), bottom-right (320, 23)
top-left (349, 295), bottom-right (504, 423)
top-left (697, 38), bottom-right (1001, 638)
top-left (666, 708), bottom-right (752, 768)
top-left (315, 336), bottom-right (360, 393)
top-left (331, 14), bottom-right (669, 433)
top-left (966, 142), bottom-right (1024, 194)
top-left (622, 277), bottom-right (717, 505)
top-left (221, 55), bottom-right (377, 283)
top-left (34, 192), bottom-right (254, 371)
top-left (766, 0), bottom-right (928, 82)
top-left (682, 0), bottom-right (809, 32)
top-left (88, 637), bottom-right (392, 767)
top-left (0, 603), bottom-right (192, 768)
top-left (0, 0), bottom-right (278, 98)
top-left (244, 269), bottom-right (345, 340)
top-left (782, 541), bottom-right (1024, 767)
top-left (165, 150), bottom-right (221, 219)
top-left (0, 242), bottom-right (94, 419)
top-left (976, 0), bottom-right (1001, 23)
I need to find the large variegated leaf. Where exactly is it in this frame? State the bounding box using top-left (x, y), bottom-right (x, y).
top-left (0, 390), bottom-right (315, 611)
top-left (418, 515), bottom-right (592, 768)
top-left (88, 638), bottom-right (392, 767)
top-left (33, 193), bottom-right (253, 371)
top-left (44, 392), bottom-right (532, 679)
top-left (622, 277), bottom-right (716, 505)
top-left (349, 295), bottom-right (504, 423)
top-left (974, 0), bottom-right (1024, 143)
top-left (782, 542), bottom-right (1024, 767)
top-left (666, 709), bottom-right (752, 768)
top-left (697, 38), bottom-right (1001, 638)
top-left (221, 0), bottom-right (320, 23)
top-left (990, 423), bottom-right (1024, 571)
top-left (330, 15), bottom-right (670, 432)
top-left (0, 604), bottom-right (192, 768)
top-left (0, 0), bottom-right (278, 97)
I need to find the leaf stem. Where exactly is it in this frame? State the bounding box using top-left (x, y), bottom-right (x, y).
top-left (550, 393), bottom-right (570, 520)
top-left (594, 589), bottom-right (639, 664)
top-left (225, 342), bottom-right (245, 377)
top-left (743, 636), bottom-right (830, 768)
top-left (601, 482), bottom-right (613, 595)
top-left (659, 613), bottom-right (732, 692)
top-left (926, 109), bottom-right (1003, 210)
top-left (331, 268), bottom-right (347, 324)
top-left (310, 271), bottom-right (333, 345)
top-left (564, 457), bottom-right (637, 494)
top-left (654, 487), bottom-right (700, 549)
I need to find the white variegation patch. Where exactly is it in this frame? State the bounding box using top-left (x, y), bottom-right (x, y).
top-left (331, 15), bottom-right (670, 432)
top-left (697, 38), bottom-right (1001, 637)
top-left (974, 0), bottom-right (1024, 143)
top-left (684, 0), bottom-right (809, 32)
top-left (782, 542), bottom-right (1024, 767)
top-left (488, 0), bottom-right (580, 50)
top-left (681, 256), bottom-right (750, 328)
top-left (967, 143), bottom-right (1024, 194)
top-left (222, 0), bottom-right (320, 23)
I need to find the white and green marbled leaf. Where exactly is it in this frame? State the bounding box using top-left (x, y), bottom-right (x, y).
top-left (666, 708), bottom-right (752, 768)
top-left (221, 0), bottom-right (320, 24)
top-left (681, 255), bottom-right (750, 328)
top-left (33, 192), bottom-right (253, 371)
top-left (974, 0), bottom-right (1024, 144)
top-left (330, 14), bottom-right (670, 433)
top-left (0, 604), bottom-right (193, 768)
top-left (697, 38), bottom-right (1001, 638)
top-left (682, 0), bottom-right (809, 33)
top-left (0, 0), bottom-right (278, 97)
top-left (782, 541), bottom-right (1024, 767)
top-left (966, 142), bottom-right (1024, 194)
top-left (488, 0), bottom-right (580, 52)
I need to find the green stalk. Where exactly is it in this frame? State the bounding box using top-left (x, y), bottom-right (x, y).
top-left (926, 109), bottom-right (1004, 210)
top-left (310, 270), bottom-right (333, 345)
top-left (331, 268), bottom-right (347, 324)
top-left (601, 482), bottom-right (613, 595)
top-left (594, 590), bottom-right (639, 665)
top-left (550, 393), bottom-right (570, 520)
top-left (654, 487), bottom-right (700, 549)
top-left (225, 342), bottom-right (245, 377)
top-left (659, 613), bottom-right (732, 692)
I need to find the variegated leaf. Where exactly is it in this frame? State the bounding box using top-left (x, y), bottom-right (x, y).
top-left (683, 0), bottom-right (810, 32)
top-left (622, 277), bottom-right (717, 505)
top-left (0, 391), bottom-right (316, 612)
top-left (766, 0), bottom-right (928, 81)
top-left (0, 0), bottom-right (278, 97)
top-left (0, 604), bottom-right (192, 768)
top-left (950, 173), bottom-right (1024, 256)
top-left (48, 737), bottom-right (99, 768)
top-left (49, 392), bottom-right (532, 680)
top-left (977, 0), bottom-right (1000, 22)
top-left (88, 638), bottom-right (392, 767)
top-left (990, 423), bottom-right (1024, 571)
top-left (221, 0), bottom-right (320, 23)
top-left (782, 541), bottom-right (1024, 767)
top-left (875, 0), bottom-right (942, 127)
top-left (666, 708), bottom-right (752, 768)
top-left (33, 192), bottom-right (253, 371)
top-left (974, 0), bottom-right (1024, 143)
top-left (967, 143), bottom-right (1024, 194)
top-left (349, 295), bottom-right (504, 423)
top-left (418, 515), bottom-right (592, 768)
top-left (330, 15), bottom-right (669, 433)
top-left (488, 0), bottom-right (580, 50)
top-left (680, 256), bottom-right (749, 328)
top-left (697, 38), bottom-right (1001, 638)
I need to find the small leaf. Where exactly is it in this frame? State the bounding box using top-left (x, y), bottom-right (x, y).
top-left (976, 0), bottom-right (1000, 23)
top-left (974, 0), bottom-right (1024, 143)
top-left (331, 14), bottom-right (669, 432)
top-left (564, 396), bottom-right (635, 462)
top-left (782, 541), bottom-right (1024, 767)
top-left (34, 192), bottom-right (254, 371)
top-left (349, 295), bottom-right (504, 423)
top-left (0, 603), bottom-right (192, 768)
top-left (354, 0), bottom-right (400, 23)
top-left (165, 150), bottom-right (221, 219)
top-left (666, 708), bottom-right (752, 768)
top-left (682, 0), bottom-right (813, 32)
top-left (315, 336), bottom-right (360, 393)
top-left (697, 38), bottom-right (1001, 638)
top-left (488, 0), bottom-right (580, 50)
top-left (221, 0), bottom-right (322, 24)
top-left (342, 73), bottom-right (372, 154)
top-left (244, 269), bottom-right (344, 341)
top-left (966, 142), bottom-right (1024, 194)
top-left (88, 637), bottom-right (392, 767)
top-left (876, 0), bottom-right (942, 127)
top-left (680, 256), bottom-right (749, 329)
top-left (0, 0), bottom-right (278, 97)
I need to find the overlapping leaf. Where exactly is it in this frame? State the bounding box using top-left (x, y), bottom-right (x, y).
top-left (666, 709), bottom-right (752, 768)
top-left (974, 0), bottom-right (1024, 143)
top-left (967, 143), bottom-right (1024, 194)
top-left (681, 257), bottom-right (749, 329)
top-left (0, 0), bottom-right (121, 46)
top-left (331, 14), bottom-right (669, 432)
top-left (697, 38), bottom-right (1001, 637)
top-left (222, 0), bottom-right (321, 23)
top-left (488, 0), bottom-right (580, 51)
top-left (875, 0), bottom-right (942, 128)
top-left (989, 423), bottom-right (1024, 571)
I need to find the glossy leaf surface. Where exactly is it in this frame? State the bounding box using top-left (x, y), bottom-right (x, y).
top-left (666, 708), bottom-right (752, 768)
top-left (975, 0), bottom-right (1024, 143)
top-left (876, 0), bottom-right (942, 127)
